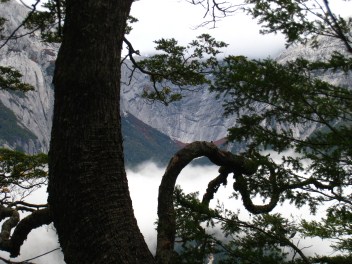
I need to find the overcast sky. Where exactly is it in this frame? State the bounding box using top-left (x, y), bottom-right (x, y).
top-left (0, 162), bottom-right (336, 264)
top-left (128, 0), bottom-right (287, 58)
top-left (16, 0), bottom-right (352, 58)
top-left (128, 0), bottom-right (352, 58)
top-left (3, 0), bottom-right (352, 263)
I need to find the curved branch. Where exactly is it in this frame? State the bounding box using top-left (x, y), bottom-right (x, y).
top-left (9, 207), bottom-right (52, 257)
top-left (232, 172), bottom-right (281, 214)
top-left (156, 141), bottom-right (334, 263)
top-left (156, 141), bottom-right (257, 264)
top-left (202, 172), bottom-right (228, 206)
top-left (0, 205), bottom-right (52, 257)
top-left (123, 37), bottom-right (170, 104)
top-left (0, 206), bottom-right (20, 243)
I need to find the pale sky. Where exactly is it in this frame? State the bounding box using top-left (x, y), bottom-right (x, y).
top-left (128, 0), bottom-right (352, 58)
top-left (128, 0), bottom-right (286, 58)
top-left (16, 0), bottom-right (352, 58)
top-left (0, 162), bottom-right (336, 263)
top-left (2, 1), bottom-right (351, 263)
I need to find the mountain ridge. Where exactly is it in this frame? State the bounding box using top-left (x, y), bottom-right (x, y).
top-left (0, 0), bottom-right (351, 165)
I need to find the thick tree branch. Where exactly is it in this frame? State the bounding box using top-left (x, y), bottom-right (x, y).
top-left (9, 207), bottom-right (52, 257)
top-left (156, 141), bottom-right (257, 264)
top-left (0, 205), bottom-right (52, 257)
top-left (0, 206), bottom-right (20, 243)
top-left (156, 140), bottom-right (337, 263)
top-left (202, 172), bottom-right (228, 206)
top-left (0, 256), bottom-right (35, 264)
top-left (8, 201), bottom-right (48, 210)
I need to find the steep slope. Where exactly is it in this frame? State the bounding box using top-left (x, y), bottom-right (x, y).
top-left (120, 62), bottom-right (234, 143)
top-left (122, 112), bottom-right (180, 166)
top-left (276, 35), bottom-right (352, 89)
top-left (0, 0), bottom-right (182, 165)
top-left (0, 0), bottom-right (56, 152)
top-left (0, 0), bottom-right (233, 155)
top-left (0, 0), bottom-right (351, 162)
top-left (120, 37), bottom-right (352, 145)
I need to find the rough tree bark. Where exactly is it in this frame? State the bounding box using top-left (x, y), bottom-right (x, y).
top-left (48, 1), bottom-right (155, 263)
top-left (156, 141), bottom-right (258, 264)
top-left (155, 141), bottom-right (318, 264)
top-left (0, 205), bottom-right (51, 257)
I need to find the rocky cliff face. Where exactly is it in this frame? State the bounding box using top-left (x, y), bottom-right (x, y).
top-left (120, 62), bottom-right (235, 143)
top-left (0, 0), bottom-right (350, 157)
top-left (0, 0), bottom-right (234, 154)
top-left (276, 35), bottom-right (352, 89)
top-left (0, 0), bottom-right (57, 153)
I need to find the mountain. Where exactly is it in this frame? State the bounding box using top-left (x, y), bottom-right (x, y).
top-left (120, 60), bottom-right (234, 144)
top-left (0, 0), bottom-right (57, 153)
top-left (276, 35), bottom-right (352, 88)
top-left (0, 0), bottom-right (351, 166)
top-left (122, 112), bottom-right (180, 166)
top-left (0, 0), bottom-right (232, 162)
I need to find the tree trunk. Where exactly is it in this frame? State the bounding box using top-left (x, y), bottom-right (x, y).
top-left (48, 1), bottom-right (155, 263)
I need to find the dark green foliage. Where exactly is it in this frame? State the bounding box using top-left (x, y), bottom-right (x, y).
top-left (209, 44), bottom-right (352, 253)
top-left (244, 0), bottom-right (352, 50)
top-left (138, 34), bottom-right (227, 104)
top-left (167, 1), bottom-right (352, 262)
top-left (245, 0), bottom-right (316, 45)
top-left (173, 188), bottom-right (221, 264)
top-left (23, 0), bottom-right (65, 43)
top-left (204, 0), bottom-right (352, 259)
top-left (207, 56), bottom-right (352, 258)
top-left (301, 204), bottom-right (352, 252)
top-left (0, 147), bottom-right (47, 188)
top-left (310, 255), bottom-right (352, 264)
top-left (125, 15), bottom-right (138, 35)
top-left (212, 56), bottom-right (352, 191)
top-left (0, 66), bottom-right (34, 92)
top-left (173, 187), bottom-right (301, 264)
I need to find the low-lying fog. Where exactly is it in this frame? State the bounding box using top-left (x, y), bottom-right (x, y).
top-left (0, 162), bottom-right (335, 264)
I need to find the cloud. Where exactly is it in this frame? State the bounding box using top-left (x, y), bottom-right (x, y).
top-left (128, 0), bottom-right (286, 59)
top-left (127, 162), bottom-right (223, 254)
top-left (0, 161), bottom-right (335, 263)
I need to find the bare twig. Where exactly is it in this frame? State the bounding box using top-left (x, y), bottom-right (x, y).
top-left (186, 0), bottom-right (246, 28)
top-left (322, 0), bottom-right (352, 53)
top-left (0, 247), bottom-right (59, 264)
top-left (0, 0), bottom-right (41, 50)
